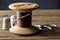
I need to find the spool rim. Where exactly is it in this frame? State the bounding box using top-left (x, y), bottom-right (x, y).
top-left (9, 2), bottom-right (39, 11)
top-left (9, 25), bottom-right (39, 35)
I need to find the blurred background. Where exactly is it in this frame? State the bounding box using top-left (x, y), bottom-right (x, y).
top-left (0, 0), bottom-right (60, 10)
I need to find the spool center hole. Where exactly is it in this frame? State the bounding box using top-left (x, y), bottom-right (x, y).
top-left (27, 3), bottom-right (31, 5)
top-left (14, 4), bottom-right (25, 7)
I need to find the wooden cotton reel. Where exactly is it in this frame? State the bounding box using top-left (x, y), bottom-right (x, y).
top-left (9, 2), bottom-right (39, 35)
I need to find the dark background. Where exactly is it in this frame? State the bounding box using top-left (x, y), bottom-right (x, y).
top-left (0, 0), bottom-right (60, 10)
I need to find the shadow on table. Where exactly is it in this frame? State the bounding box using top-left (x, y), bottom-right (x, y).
top-left (16, 26), bottom-right (60, 37)
top-left (36, 27), bottom-right (60, 36)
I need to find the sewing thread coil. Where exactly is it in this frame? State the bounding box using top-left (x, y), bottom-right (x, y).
top-left (16, 11), bottom-right (32, 27)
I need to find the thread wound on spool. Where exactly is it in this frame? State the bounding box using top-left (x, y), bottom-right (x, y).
top-left (17, 11), bottom-right (32, 28)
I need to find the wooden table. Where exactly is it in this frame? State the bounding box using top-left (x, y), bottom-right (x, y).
top-left (0, 10), bottom-right (60, 40)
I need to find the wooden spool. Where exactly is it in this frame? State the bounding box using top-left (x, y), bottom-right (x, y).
top-left (9, 2), bottom-right (39, 35)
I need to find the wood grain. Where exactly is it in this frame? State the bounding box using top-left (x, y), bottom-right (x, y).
top-left (0, 10), bottom-right (60, 40)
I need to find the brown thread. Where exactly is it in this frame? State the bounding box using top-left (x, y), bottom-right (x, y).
top-left (16, 11), bottom-right (32, 28)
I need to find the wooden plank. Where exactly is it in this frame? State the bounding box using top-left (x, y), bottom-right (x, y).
top-left (0, 10), bottom-right (60, 40)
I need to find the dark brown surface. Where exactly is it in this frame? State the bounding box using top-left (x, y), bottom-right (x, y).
top-left (0, 10), bottom-right (60, 40)
top-left (16, 12), bottom-right (32, 27)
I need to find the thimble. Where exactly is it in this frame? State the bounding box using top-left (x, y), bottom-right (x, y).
top-left (2, 17), bottom-right (10, 30)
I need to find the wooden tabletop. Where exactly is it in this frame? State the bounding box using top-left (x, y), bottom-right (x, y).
top-left (0, 10), bottom-right (60, 40)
